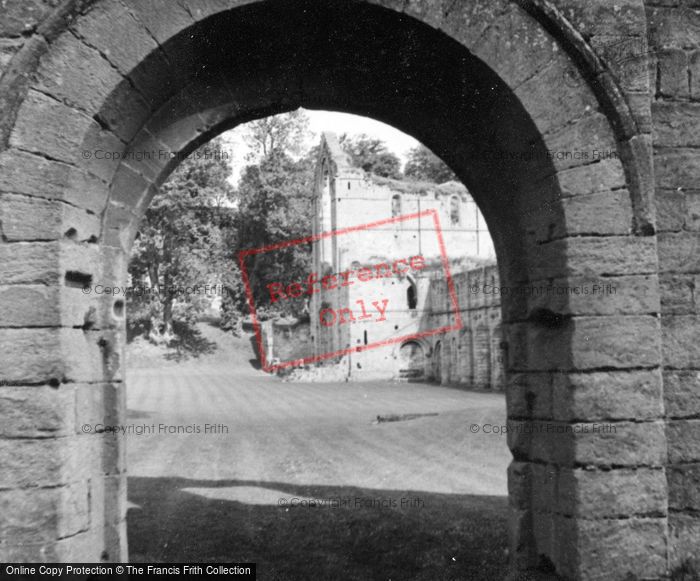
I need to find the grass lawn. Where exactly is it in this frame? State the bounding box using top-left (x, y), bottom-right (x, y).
top-left (126, 326), bottom-right (511, 580)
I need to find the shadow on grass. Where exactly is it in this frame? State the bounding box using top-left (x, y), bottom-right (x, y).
top-left (128, 476), bottom-right (510, 581)
top-left (164, 321), bottom-right (219, 362)
top-left (248, 334), bottom-right (262, 369)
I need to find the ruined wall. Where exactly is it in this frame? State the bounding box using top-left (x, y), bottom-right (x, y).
top-left (427, 265), bottom-right (506, 391)
top-left (646, 1), bottom-right (700, 570)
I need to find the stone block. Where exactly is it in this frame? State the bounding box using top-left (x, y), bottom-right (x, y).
top-left (121, 130), bottom-right (171, 183)
top-left (662, 314), bottom-right (700, 368)
top-left (552, 369), bottom-right (664, 422)
top-left (560, 0), bottom-right (646, 38)
top-left (667, 463), bottom-right (700, 510)
top-left (657, 232), bottom-right (700, 273)
top-left (97, 79), bottom-right (153, 143)
top-left (655, 188), bottom-right (686, 232)
top-left (529, 420), bottom-right (667, 467)
top-left (0, 487), bottom-right (59, 543)
top-left (78, 124), bottom-right (127, 183)
top-left (122, 0), bottom-right (194, 44)
top-left (529, 236), bottom-right (657, 281)
top-left (555, 159), bottom-right (627, 199)
top-left (0, 149), bottom-right (109, 214)
top-left (657, 48), bottom-right (690, 97)
top-left (0, 328), bottom-right (110, 384)
top-left (567, 518), bottom-right (668, 580)
top-left (666, 419), bottom-right (700, 463)
top-left (524, 274), bottom-right (659, 318)
top-left (652, 102), bottom-right (700, 147)
top-left (10, 90), bottom-right (100, 166)
top-left (590, 34), bottom-right (653, 93)
top-left (572, 421), bottom-right (667, 467)
top-left (178, 0), bottom-right (255, 20)
top-left (0, 0), bottom-right (52, 36)
top-left (34, 32), bottom-right (124, 115)
top-left (54, 530), bottom-right (101, 562)
top-left (669, 514), bottom-right (700, 572)
top-left (654, 148), bottom-right (700, 190)
top-left (514, 51), bottom-right (599, 137)
top-left (659, 273), bottom-right (696, 315)
top-left (109, 164), bottom-right (153, 214)
top-left (0, 384), bottom-right (76, 438)
top-left (468, 4), bottom-right (555, 90)
top-left (507, 372), bottom-right (553, 420)
top-left (0, 437), bottom-right (87, 488)
top-left (557, 467), bottom-right (667, 518)
top-left (0, 194), bottom-right (100, 242)
top-left (71, 2), bottom-right (159, 77)
top-left (0, 242), bottom-right (60, 285)
top-left (511, 316), bottom-right (660, 372)
top-left (663, 370), bottom-right (700, 417)
top-left (691, 49), bottom-right (700, 99)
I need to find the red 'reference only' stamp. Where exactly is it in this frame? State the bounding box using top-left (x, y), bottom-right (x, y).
top-left (238, 210), bottom-right (462, 373)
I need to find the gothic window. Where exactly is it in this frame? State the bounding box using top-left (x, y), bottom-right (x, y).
top-left (450, 195), bottom-right (460, 225)
top-left (407, 279), bottom-right (417, 309)
top-left (392, 194), bottom-right (401, 217)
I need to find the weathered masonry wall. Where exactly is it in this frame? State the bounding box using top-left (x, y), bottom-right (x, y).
top-left (645, 1), bottom-right (700, 570)
top-left (428, 265), bottom-right (506, 391)
top-left (0, 0), bottom-right (698, 578)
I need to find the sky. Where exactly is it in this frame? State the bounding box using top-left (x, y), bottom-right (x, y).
top-left (221, 108), bottom-right (421, 186)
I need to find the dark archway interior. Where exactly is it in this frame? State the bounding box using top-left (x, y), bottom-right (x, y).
top-left (103, 0), bottom-right (566, 327)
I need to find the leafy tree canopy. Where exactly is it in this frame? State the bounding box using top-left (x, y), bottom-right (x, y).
top-left (404, 144), bottom-right (457, 184)
top-left (128, 137), bottom-right (234, 342)
top-left (339, 133), bottom-right (402, 179)
top-left (244, 109), bottom-right (311, 158)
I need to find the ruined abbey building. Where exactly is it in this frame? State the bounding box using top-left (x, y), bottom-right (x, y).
top-left (1, 1), bottom-right (699, 579)
top-left (301, 132), bottom-right (503, 385)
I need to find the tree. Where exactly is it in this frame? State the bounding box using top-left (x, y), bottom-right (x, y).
top-left (244, 109), bottom-right (311, 158)
top-left (232, 148), bottom-right (315, 318)
top-left (339, 134), bottom-right (402, 179)
top-left (128, 137), bottom-right (234, 342)
top-left (404, 144), bottom-right (457, 183)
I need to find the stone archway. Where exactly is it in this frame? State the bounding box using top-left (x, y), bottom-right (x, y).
top-left (0, 0), bottom-right (683, 578)
top-left (397, 341), bottom-right (426, 380)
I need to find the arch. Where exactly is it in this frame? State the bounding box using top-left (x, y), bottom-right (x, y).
top-left (406, 276), bottom-right (417, 310)
top-left (449, 194), bottom-right (460, 226)
top-left (391, 193), bottom-right (401, 217)
top-left (0, 0), bottom-right (670, 577)
top-left (397, 340), bottom-right (426, 380)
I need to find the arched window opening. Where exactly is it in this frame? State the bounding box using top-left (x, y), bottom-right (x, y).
top-left (450, 195), bottom-right (460, 225)
top-left (407, 279), bottom-right (418, 309)
top-left (392, 194), bottom-right (401, 217)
